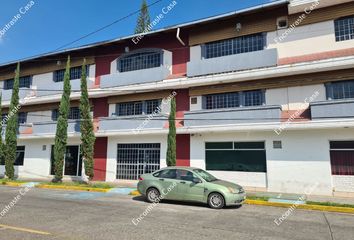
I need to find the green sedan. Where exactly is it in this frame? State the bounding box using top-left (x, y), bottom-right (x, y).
top-left (137, 166), bottom-right (246, 209)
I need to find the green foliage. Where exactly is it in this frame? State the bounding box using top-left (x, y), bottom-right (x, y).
top-left (53, 56), bottom-right (71, 182)
top-left (0, 95), bottom-right (4, 166)
top-left (4, 63), bottom-right (20, 180)
top-left (166, 95), bottom-right (176, 166)
top-left (79, 59), bottom-right (96, 181)
top-left (135, 0), bottom-right (151, 34)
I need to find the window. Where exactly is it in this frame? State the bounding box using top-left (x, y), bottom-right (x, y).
top-left (4, 76), bottom-right (32, 90)
top-left (326, 80), bottom-right (354, 100)
top-left (15, 146), bottom-right (25, 166)
top-left (176, 169), bottom-right (196, 182)
top-left (146, 99), bottom-right (161, 114)
top-left (53, 66), bottom-right (89, 82)
top-left (330, 141), bottom-right (354, 175)
top-left (205, 90), bottom-right (264, 110)
top-left (159, 169), bottom-right (177, 179)
top-left (18, 112), bottom-right (28, 124)
top-left (118, 51), bottom-right (162, 73)
top-left (205, 142), bottom-right (266, 172)
top-left (116, 99), bottom-right (161, 116)
top-left (118, 101), bottom-right (143, 116)
top-left (204, 33), bottom-right (266, 59)
top-left (334, 16), bottom-right (354, 42)
top-left (52, 107), bottom-right (80, 121)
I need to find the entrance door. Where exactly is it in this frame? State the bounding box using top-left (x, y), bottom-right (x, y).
top-left (51, 145), bottom-right (82, 176)
top-left (116, 143), bottom-right (160, 180)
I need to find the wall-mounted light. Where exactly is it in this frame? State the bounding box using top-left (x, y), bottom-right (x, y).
top-left (125, 47), bottom-right (130, 53)
top-left (236, 23), bottom-right (242, 32)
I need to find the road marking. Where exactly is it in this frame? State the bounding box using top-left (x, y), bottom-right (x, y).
top-left (0, 224), bottom-right (51, 235)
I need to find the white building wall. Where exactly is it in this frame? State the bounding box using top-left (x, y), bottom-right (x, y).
top-left (105, 134), bottom-right (167, 182)
top-left (0, 138), bottom-right (82, 179)
top-left (266, 84), bottom-right (327, 110)
top-left (268, 20), bottom-right (354, 59)
top-left (190, 128), bottom-right (354, 196)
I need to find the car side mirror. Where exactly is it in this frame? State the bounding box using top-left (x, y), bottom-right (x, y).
top-left (193, 178), bottom-right (202, 184)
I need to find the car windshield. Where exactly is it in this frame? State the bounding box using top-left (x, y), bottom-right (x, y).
top-left (193, 169), bottom-right (218, 182)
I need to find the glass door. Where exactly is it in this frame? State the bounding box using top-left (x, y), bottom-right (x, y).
top-left (50, 145), bottom-right (82, 176)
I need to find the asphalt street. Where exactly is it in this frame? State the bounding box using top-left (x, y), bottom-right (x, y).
top-left (0, 186), bottom-right (353, 240)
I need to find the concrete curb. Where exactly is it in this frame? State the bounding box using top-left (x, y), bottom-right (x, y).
top-left (36, 184), bottom-right (111, 193)
top-left (245, 199), bottom-right (354, 214)
top-left (129, 190), bottom-right (141, 196)
top-left (1, 182), bottom-right (24, 187)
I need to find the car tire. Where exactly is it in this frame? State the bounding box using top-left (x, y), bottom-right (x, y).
top-left (146, 187), bottom-right (161, 203)
top-left (208, 192), bottom-right (225, 209)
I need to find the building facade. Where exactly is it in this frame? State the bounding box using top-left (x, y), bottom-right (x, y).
top-left (1, 0), bottom-right (354, 196)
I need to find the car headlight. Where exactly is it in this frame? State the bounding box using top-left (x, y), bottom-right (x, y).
top-left (227, 187), bottom-right (243, 194)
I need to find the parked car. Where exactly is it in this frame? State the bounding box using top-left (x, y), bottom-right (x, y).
top-left (137, 166), bottom-right (246, 209)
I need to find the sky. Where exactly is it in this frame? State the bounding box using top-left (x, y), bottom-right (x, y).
top-left (0, 0), bottom-right (276, 64)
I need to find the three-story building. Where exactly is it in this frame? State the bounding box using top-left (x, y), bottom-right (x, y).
top-left (1, 0), bottom-right (354, 197)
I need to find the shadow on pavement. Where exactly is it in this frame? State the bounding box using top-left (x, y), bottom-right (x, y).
top-left (132, 196), bottom-right (243, 210)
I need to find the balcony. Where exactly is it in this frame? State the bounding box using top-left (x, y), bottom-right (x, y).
top-left (310, 99), bottom-right (354, 120)
top-left (184, 105), bottom-right (282, 127)
top-left (31, 120), bottom-right (80, 135)
top-left (187, 48), bottom-right (278, 77)
top-left (100, 50), bottom-right (172, 88)
top-left (1, 88), bottom-right (35, 102)
top-left (35, 78), bottom-right (95, 97)
top-left (98, 115), bottom-right (168, 133)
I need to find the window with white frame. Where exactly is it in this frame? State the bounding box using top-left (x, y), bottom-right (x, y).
top-left (116, 99), bottom-right (161, 116)
top-left (204, 33), bottom-right (266, 59)
top-left (326, 80), bottom-right (354, 100)
top-left (52, 107), bottom-right (80, 121)
top-left (205, 90), bottom-right (264, 110)
top-left (53, 66), bottom-right (89, 82)
top-left (334, 16), bottom-right (354, 42)
top-left (4, 76), bottom-right (32, 90)
top-left (118, 50), bottom-right (162, 73)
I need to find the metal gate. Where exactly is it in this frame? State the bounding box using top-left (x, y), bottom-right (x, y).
top-left (116, 143), bottom-right (161, 180)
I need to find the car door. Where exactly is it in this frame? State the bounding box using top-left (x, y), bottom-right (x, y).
top-left (176, 169), bottom-right (205, 202)
top-left (155, 169), bottom-right (180, 200)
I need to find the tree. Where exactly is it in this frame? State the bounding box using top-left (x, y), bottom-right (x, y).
top-left (135, 0), bottom-right (151, 34)
top-left (53, 56), bottom-right (71, 182)
top-left (5, 63), bottom-right (20, 179)
top-left (0, 94), bottom-right (4, 167)
top-left (166, 95), bottom-right (176, 166)
top-left (79, 59), bottom-right (96, 181)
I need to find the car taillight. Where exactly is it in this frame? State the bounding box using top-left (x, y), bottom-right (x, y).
top-left (139, 177), bottom-right (144, 181)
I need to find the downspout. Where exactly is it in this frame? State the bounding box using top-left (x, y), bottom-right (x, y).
top-left (176, 28), bottom-right (185, 46)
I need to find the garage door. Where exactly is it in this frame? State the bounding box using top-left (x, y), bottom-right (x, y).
top-left (116, 143), bottom-right (161, 180)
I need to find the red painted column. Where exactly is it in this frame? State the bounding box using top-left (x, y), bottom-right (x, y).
top-left (175, 89), bottom-right (191, 166)
top-left (92, 97), bottom-right (109, 181)
top-left (176, 134), bottom-right (190, 166)
top-left (93, 137), bottom-right (108, 181)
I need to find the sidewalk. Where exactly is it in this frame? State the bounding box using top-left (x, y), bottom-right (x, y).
top-left (246, 191), bottom-right (354, 205)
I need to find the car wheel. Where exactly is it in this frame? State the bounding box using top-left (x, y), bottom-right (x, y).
top-left (208, 192), bottom-right (225, 209)
top-left (146, 188), bottom-right (161, 203)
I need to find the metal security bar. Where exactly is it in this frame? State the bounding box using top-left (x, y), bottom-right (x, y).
top-left (118, 52), bottom-right (162, 73)
top-left (116, 143), bottom-right (161, 180)
top-left (204, 33), bottom-right (266, 59)
top-left (334, 16), bottom-right (354, 42)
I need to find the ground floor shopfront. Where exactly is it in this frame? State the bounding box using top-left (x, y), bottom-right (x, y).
top-left (1, 128), bottom-right (354, 196)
